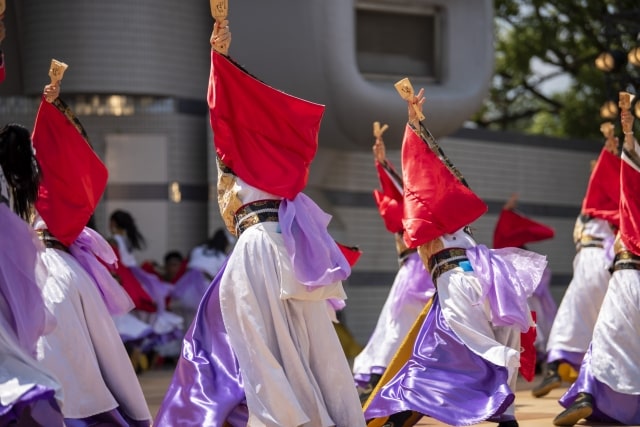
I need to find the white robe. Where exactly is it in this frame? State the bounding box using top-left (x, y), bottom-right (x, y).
top-left (220, 222), bottom-right (365, 427)
top-left (0, 306), bottom-right (62, 414)
top-left (546, 218), bottom-right (613, 355)
top-left (36, 248), bottom-right (151, 421)
top-left (434, 229), bottom-right (523, 418)
top-left (590, 269), bottom-right (640, 394)
top-left (218, 176), bottom-right (364, 427)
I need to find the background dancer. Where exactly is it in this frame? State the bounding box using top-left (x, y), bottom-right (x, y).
top-left (533, 122), bottom-right (620, 398)
top-left (353, 123), bottom-right (435, 404)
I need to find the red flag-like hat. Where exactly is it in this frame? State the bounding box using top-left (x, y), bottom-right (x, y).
top-left (582, 147), bottom-right (621, 227)
top-left (401, 125), bottom-right (487, 248)
top-left (373, 160), bottom-right (404, 233)
top-left (493, 208), bottom-right (555, 249)
top-left (336, 242), bottom-right (363, 267)
top-left (208, 51), bottom-right (324, 200)
top-left (620, 159), bottom-right (640, 255)
top-left (32, 98), bottom-right (108, 246)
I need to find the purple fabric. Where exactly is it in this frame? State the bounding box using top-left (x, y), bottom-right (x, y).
top-left (365, 295), bottom-right (514, 426)
top-left (327, 298), bottom-right (346, 311)
top-left (170, 268), bottom-right (210, 310)
top-left (603, 234), bottom-right (615, 266)
top-left (65, 407), bottom-right (151, 427)
top-left (155, 258), bottom-right (249, 427)
top-left (467, 245), bottom-right (547, 332)
top-left (531, 266), bottom-right (557, 335)
top-left (130, 267), bottom-right (173, 312)
top-left (389, 252), bottom-right (434, 318)
top-left (546, 349), bottom-right (584, 371)
top-left (69, 227), bottom-right (134, 316)
top-left (0, 204), bottom-right (54, 356)
top-left (0, 384), bottom-right (63, 426)
top-left (279, 193), bottom-right (351, 287)
top-left (559, 345), bottom-right (640, 424)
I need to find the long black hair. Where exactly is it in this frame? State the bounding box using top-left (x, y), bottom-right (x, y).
top-left (110, 209), bottom-right (146, 251)
top-left (0, 124), bottom-right (41, 221)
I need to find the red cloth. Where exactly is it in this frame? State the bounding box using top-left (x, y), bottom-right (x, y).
top-left (401, 125), bottom-right (487, 248)
top-left (620, 160), bottom-right (640, 256)
top-left (519, 311), bottom-right (537, 382)
top-left (32, 98), bottom-right (108, 246)
top-left (373, 161), bottom-right (404, 233)
top-left (582, 148), bottom-right (621, 227)
top-left (208, 52), bottom-right (324, 200)
top-left (110, 244), bottom-right (157, 313)
top-left (493, 209), bottom-right (555, 249)
top-left (336, 242), bottom-right (362, 267)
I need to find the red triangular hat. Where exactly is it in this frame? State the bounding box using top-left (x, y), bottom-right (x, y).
top-left (620, 159), bottom-right (640, 255)
top-left (375, 160), bottom-right (403, 202)
top-left (373, 160), bottom-right (404, 233)
top-left (208, 51), bottom-right (324, 200)
top-left (373, 190), bottom-right (404, 234)
top-left (493, 208), bottom-right (555, 249)
top-left (335, 242), bottom-right (362, 267)
top-left (401, 125), bottom-right (487, 248)
top-left (582, 147), bottom-right (621, 227)
top-left (32, 98), bottom-right (108, 246)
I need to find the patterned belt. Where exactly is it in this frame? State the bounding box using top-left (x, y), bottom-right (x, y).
top-left (576, 235), bottom-right (604, 251)
top-left (427, 248), bottom-right (469, 283)
top-left (233, 199), bottom-right (281, 236)
top-left (36, 229), bottom-right (70, 253)
top-left (398, 248), bottom-right (417, 266)
top-left (612, 250), bottom-right (640, 272)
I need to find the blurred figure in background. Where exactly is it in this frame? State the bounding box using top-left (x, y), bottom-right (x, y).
top-left (170, 228), bottom-right (230, 330)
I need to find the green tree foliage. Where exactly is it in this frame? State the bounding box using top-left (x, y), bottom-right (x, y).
top-left (473, 0), bottom-right (640, 139)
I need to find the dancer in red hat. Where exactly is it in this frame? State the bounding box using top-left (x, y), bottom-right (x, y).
top-left (552, 104), bottom-right (640, 426)
top-left (353, 126), bottom-right (435, 403)
top-left (364, 87), bottom-right (546, 427)
top-left (157, 19), bottom-right (365, 426)
top-left (494, 193), bottom-right (556, 372)
top-left (29, 82), bottom-right (151, 426)
top-left (532, 123), bottom-right (620, 398)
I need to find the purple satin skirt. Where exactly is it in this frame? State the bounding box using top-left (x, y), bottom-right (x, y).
top-left (155, 258), bottom-right (249, 426)
top-left (65, 408), bottom-right (150, 427)
top-left (559, 346), bottom-right (640, 425)
top-left (0, 385), bottom-right (63, 426)
top-left (365, 295), bottom-right (514, 426)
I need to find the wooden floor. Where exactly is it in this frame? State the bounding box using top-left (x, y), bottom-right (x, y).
top-left (139, 368), bottom-right (633, 426)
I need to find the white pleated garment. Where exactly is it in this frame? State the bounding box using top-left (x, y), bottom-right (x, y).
top-left (590, 269), bottom-right (640, 394)
top-left (36, 249), bottom-right (151, 421)
top-left (352, 260), bottom-right (427, 379)
top-left (546, 245), bottom-right (611, 354)
top-left (219, 222), bottom-right (366, 427)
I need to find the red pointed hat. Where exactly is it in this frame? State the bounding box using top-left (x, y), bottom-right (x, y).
top-left (208, 51), bottom-right (325, 200)
top-left (32, 98), bottom-right (108, 246)
top-left (493, 208), bottom-right (555, 249)
top-left (620, 159), bottom-right (640, 256)
top-left (401, 125), bottom-right (487, 248)
top-left (335, 242), bottom-right (363, 267)
top-left (582, 147), bottom-right (621, 227)
top-left (373, 190), bottom-right (404, 234)
top-left (373, 160), bottom-right (404, 233)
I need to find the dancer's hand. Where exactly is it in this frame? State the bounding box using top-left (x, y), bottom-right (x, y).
top-left (211, 19), bottom-right (231, 55)
top-left (43, 84), bottom-right (60, 103)
top-left (408, 88), bottom-right (425, 128)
